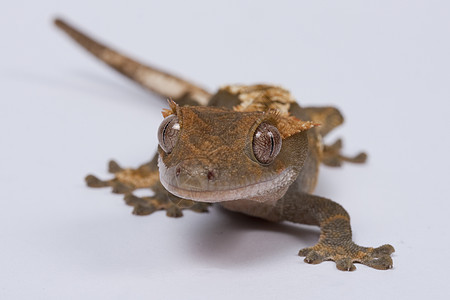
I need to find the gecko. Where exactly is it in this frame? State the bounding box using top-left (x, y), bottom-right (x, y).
top-left (55, 18), bottom-right (394, 271)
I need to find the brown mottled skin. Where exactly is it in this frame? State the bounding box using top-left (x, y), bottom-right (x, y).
top-left (55, 19), bottom-right (394, 271)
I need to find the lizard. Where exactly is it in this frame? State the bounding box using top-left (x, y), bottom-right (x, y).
top-left (54, 18), bottom-right (394, 271)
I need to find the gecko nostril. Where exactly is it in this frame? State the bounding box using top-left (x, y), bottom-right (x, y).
top-left (207, 170), bottom-right (215, 181)
top-left (176, 167), bottom-right (181, 177)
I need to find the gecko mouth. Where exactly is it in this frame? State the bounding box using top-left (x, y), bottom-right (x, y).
top-left (158, 157), bottom-right (297, 203)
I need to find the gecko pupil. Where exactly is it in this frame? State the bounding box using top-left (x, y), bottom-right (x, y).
top-left (162, 122), bottom-right (170, 144)
top-left (252, 123), bottom-right (281, 164)
top-left (269, 134), bottom-right (274, 156)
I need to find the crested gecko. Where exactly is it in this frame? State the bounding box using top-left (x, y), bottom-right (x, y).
top-left (55, 19), bottom-right (394, 271)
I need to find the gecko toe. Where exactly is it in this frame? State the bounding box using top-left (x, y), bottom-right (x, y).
top-left (364, 255), bottom-right (393, 270)
top-left (303, 250), bottom-right (327, 264)
top-left (86, 173), bottom-right (134, 193)
top-left (166, 206), bottom-right (183, 218)
top-left (298, 247), bottom-right (313, 257)
top-left (352, 152), bottom-right (367, 163)
top-left (85, 174), bottom-right (109, 187)
top-left (124, 193), bottom-right (146, 206)
top-left (336, 258), bottom-right (356, 271)
top-left (108, 160), bottom-right (124, 173)
top-left (190, 202), bottom-right (211, 213)
top-left (111, 181), bottom-right (134, 194)
top-left (372, 244), bottom-right (395, 256)
top-left (132, 204), bottom-right (157, 216)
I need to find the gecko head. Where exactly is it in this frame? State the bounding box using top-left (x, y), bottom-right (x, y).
top-left (157, 100), bottom-right (316, 203)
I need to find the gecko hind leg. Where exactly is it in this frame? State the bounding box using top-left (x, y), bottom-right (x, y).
top-left (322, 139), bottom-right (367, 167)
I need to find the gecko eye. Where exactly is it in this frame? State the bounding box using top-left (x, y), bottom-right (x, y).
top-left (252, 123), bottom-right (282, 164)
top-left (158, 115), bottom-right (180, 153)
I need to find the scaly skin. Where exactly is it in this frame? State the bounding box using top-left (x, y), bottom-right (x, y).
top-left (55, 18), bottom-right (394, 271)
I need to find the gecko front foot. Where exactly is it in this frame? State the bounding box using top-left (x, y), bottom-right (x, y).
top-left (124, 193), bottom-right (210, 218)
top-left (85, 160), bottom-right (159, 194)
top-left (298, 242), bottom-right (394, 271)
top-left (86, 159), bottom-right (210, 217)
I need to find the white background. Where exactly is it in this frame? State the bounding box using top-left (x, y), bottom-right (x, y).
top-left (1, 1), bottom-right (449, 299)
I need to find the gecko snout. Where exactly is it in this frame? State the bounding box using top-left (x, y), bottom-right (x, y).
top-left (174, 159), bottom-right (218, 191)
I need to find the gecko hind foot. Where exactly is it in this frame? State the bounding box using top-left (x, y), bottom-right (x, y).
top-left (298, 242), bottom-right (394, 271)
top-left (322, 139), bottom-right (367, 167)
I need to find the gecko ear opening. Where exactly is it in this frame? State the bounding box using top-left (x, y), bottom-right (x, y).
top-left (161, 98), bottom-right (179, 118)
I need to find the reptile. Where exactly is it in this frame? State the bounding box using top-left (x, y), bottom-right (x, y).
top-left (55, 18), bottom-right (394, 271)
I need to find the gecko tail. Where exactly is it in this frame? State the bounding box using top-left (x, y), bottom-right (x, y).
top-left (54, 18), bottom-right (211, 105)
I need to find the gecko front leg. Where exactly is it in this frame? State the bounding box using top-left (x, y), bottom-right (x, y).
top-left (277, 190), bottom-right (394, 271)
top-left (85, 154), bottom-right (210, 217)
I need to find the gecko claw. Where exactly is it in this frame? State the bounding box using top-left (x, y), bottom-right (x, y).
top-left (301, 249), bottom-right (326, 264)
top-left (336, 258), bottom-right (356, 271)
